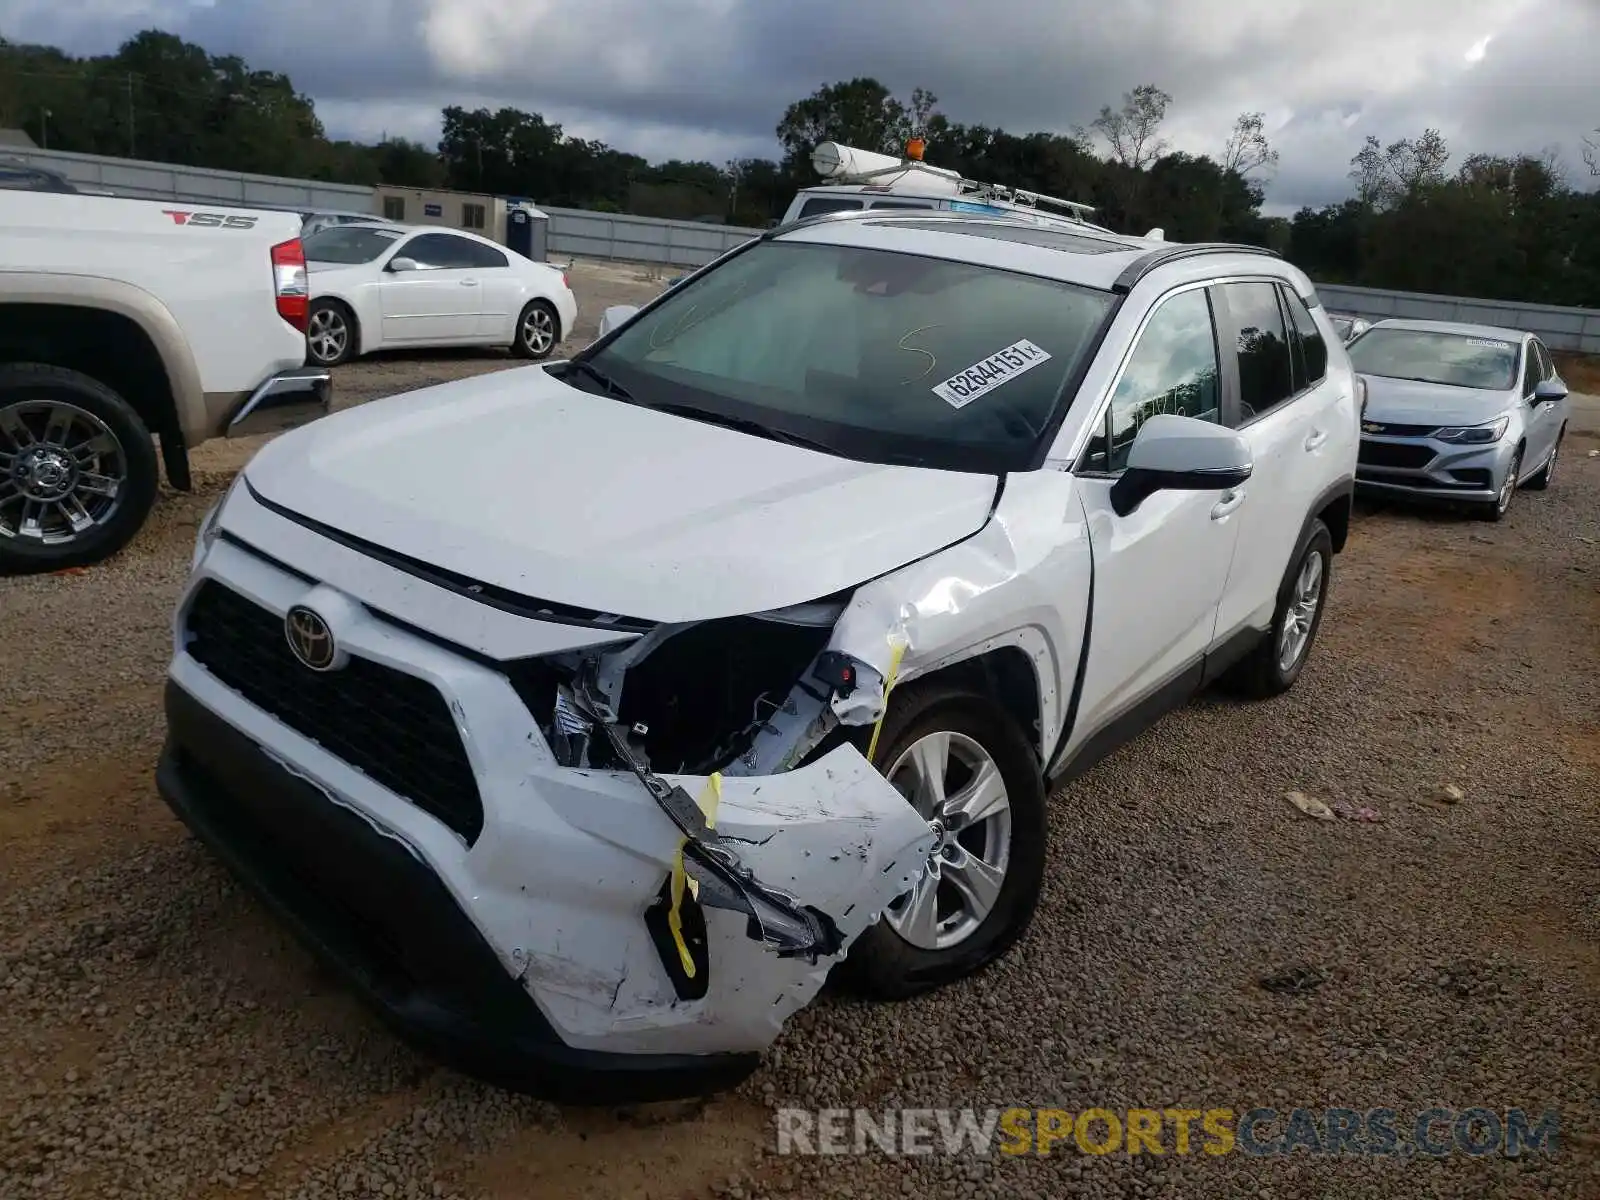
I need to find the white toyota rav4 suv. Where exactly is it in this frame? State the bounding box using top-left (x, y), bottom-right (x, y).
top-left (160, 210), bottom-right (1359, 1103)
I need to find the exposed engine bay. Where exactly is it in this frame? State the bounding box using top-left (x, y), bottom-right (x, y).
top-left (502, 596), bottom-right (902, 991)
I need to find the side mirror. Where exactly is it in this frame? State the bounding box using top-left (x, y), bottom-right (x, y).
top-left (597, 304), bottom-right (640, 338)
top-left (1109, 415), bottom-right (1254, 517)
top-left (386, 256), bottom-right (419, 272)
top-left (1533, 378), bottom-right (1568, 404)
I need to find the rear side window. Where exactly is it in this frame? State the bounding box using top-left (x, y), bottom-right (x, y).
top-left (466, 241), bottom-right (509, 269)
top-left (869, 200), bottom-right (934, 210)
top-left (798, 196), bottom-right (864, 219)
top-left (1220, 281), bottom-right (1295, 422)
top-left (1281, 287), bottom-right (1328, 389)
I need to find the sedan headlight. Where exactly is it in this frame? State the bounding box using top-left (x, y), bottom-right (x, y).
top-left (1433, 416), bottom-right (1510, 445)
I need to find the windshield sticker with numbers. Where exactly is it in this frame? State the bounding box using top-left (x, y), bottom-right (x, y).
top-left (932, 339), bottom-right (1053, 409)
top-left (1466, 338), bottom-right (1514, 351)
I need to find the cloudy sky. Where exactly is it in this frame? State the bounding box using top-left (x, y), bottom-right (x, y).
top-left (3, 0), bottom-right (1597, 213)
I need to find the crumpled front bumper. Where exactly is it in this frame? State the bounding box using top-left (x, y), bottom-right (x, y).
top-left (160, 541), bottom-right (935, 1102)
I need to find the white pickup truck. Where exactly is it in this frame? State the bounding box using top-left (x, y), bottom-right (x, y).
top-left (0, 190), bottom-right (332, 574)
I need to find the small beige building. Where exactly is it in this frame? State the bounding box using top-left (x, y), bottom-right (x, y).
top-left (372, 185), bottom-right (511, 243)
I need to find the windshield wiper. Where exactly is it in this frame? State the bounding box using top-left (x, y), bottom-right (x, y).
top-left (642, 401), bottom-right (837, 453)
top-left (563, 359), bottom-right (633, 400)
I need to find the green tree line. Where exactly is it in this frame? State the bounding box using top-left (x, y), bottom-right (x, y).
top-left (3, 30), bottom-right (1597, 306)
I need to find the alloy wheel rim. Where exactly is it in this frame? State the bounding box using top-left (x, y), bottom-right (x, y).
top-left (308, 308), bottom-right (348, 363)
top-left (1276, 549), bottom-right (1325, 673)
top-left (1498, 455), bottom-right (1520, 514)
top-left (523, 308), bottom-right (554, 354)
top-left (0, 400), bottom-right (127, 545)
top-left (883, 730), bottom-right (1012, 951)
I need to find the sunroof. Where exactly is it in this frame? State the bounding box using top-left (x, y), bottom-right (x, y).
top-left (868, 217), bottom-right (1131, 255)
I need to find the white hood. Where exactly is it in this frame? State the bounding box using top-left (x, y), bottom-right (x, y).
top-left (244, 366), bottom-right (1000, 623)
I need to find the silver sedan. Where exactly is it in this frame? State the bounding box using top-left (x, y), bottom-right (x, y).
top-left (1348, 318), bottom-right (1569, 522)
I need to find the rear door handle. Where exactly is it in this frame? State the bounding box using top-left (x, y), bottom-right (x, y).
top-left (459, 279), bottom-right (478, 286)
top-left (1211, 488), bottom-right (1246, 520)
top-left (1304, 429), bottom-right (1328, 451)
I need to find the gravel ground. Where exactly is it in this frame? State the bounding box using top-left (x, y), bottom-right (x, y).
top-left (3, 271), bottom-right (1598, 1199)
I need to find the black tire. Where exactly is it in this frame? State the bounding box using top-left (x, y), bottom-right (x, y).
top-left (1522, 428), bottom-right (1563, 491)
top-left (0, 362), bottom-right (159, 575)
top-left (305, 299), bottom-right (356, 367)
top-left (836, 684), bottom-right (1047, 1001)
top-left (1220, 519), bottom-right (1334, 700)
top-left (1475, 448), bottom-right (1522, 522)
top-left (512, 300), bottom-right (560, 360)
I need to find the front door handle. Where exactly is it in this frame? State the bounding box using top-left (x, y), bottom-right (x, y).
top-left (1211, 488), bottom-right (1246, 520)
top-left (1304, 429), bottom-right (1328, 451)
top-left (459, 279), bottom-right (478, 286)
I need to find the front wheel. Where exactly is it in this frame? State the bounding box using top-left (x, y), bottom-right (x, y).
top-left (0, 363), bottom-right (159, 575)
top-left (513, 300), bottom-right (560, 360)
top-left (1476, 449), bottom-right (1522, 522)
top-left (1220, 519), bottom-right (1333, 699)
top-left (838, 685), bottom-right (1047, 1001)
top-left (1522, 429), bottom-right (1562, 491)
top-left (305, 300), bottom-right (355, 367)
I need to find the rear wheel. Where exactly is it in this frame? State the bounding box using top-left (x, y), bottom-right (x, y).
top-left (513, 300), bottom-right (560, 360)
top-left (1220, 519), bottom-right (1333, 699)
top-left (1523, 428), bottom-right (1563, 491)
top-left (838, 685), bottom-right (1047, 1001)
top-left (0, 363), bottom-right (159, 575)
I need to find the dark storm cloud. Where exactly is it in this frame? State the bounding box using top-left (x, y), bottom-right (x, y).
top-left (4, 0), bottom-right (1596, 207)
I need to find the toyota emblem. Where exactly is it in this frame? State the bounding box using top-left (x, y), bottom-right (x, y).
top-left (285, 605), bottom-right (337, 671)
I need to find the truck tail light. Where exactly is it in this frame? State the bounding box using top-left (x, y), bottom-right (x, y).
top-left (271, 238), bottom-right (310, 332)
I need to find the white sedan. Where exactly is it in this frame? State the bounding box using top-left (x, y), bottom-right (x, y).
top-left (301, 223), bottom-right (579, 366)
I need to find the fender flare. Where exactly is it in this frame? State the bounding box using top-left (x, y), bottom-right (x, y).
top-left (0, 271), bottom-right (207, 440)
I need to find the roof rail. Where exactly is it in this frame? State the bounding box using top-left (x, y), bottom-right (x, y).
top-left (810, 141), bottom-right (1099, 222)
top-left (1110, 242), bottom-right (1284, 293)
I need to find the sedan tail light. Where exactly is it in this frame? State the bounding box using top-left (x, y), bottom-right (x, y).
top-left (271, 238), bottom-right (310, 332)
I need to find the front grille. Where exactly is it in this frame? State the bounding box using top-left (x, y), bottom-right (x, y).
top-left (183, 581), bottom-right (484, 844)
top-left (1362, 421), bottom-right (1439, 437)
top-left (1358, 439), bottom-right (1436, 470)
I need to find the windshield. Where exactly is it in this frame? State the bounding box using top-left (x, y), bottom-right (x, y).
top-left (580, 240), bottom-right (1117, 472)
top-left (302, 225), bottom-right (403, 264)
top-left (1348, 328), bottom-right (1519, 391)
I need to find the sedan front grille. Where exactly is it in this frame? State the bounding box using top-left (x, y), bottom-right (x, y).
top-left (1358, 440), bottom-right (1437, 470)
top-left (182, 581), bottom-right (484, 844)
top-left (1361, 421), bottom-right (1440, 438)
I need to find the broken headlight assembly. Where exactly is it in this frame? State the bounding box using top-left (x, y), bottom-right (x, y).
top-left (500, 593), bottom-right (896, 987)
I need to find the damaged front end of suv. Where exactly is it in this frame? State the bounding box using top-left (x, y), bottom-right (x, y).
top-left (513, 595), bottom-right (920, 981)
top-left (162, 481), bottom-right (943, 1102)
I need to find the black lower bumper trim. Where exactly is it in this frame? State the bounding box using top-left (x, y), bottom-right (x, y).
top-left (155, 680), bottom-right (760, 1104)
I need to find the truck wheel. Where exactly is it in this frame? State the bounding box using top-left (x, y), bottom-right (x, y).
top-left (838, 684), bottom-right (1047, 1001)
top-left (0, 363), bottom-right (159, 575)
top-left (512, 300), bottom-right (559, 360)
top-left (306, 300), bottom-right (355, 367)
top-left (1220, 519), bottom-right (1333, 699)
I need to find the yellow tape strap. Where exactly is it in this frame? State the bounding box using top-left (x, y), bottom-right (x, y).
top-left (665, 773), bottom-right (724, 980)
top-left (865, 640), bottom-right (908, 763)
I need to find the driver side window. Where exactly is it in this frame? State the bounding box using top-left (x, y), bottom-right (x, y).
top-left (1084, 288), bottom-right (1222, 472)
top-left (1521, 342), bottom-right (1540, 397)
